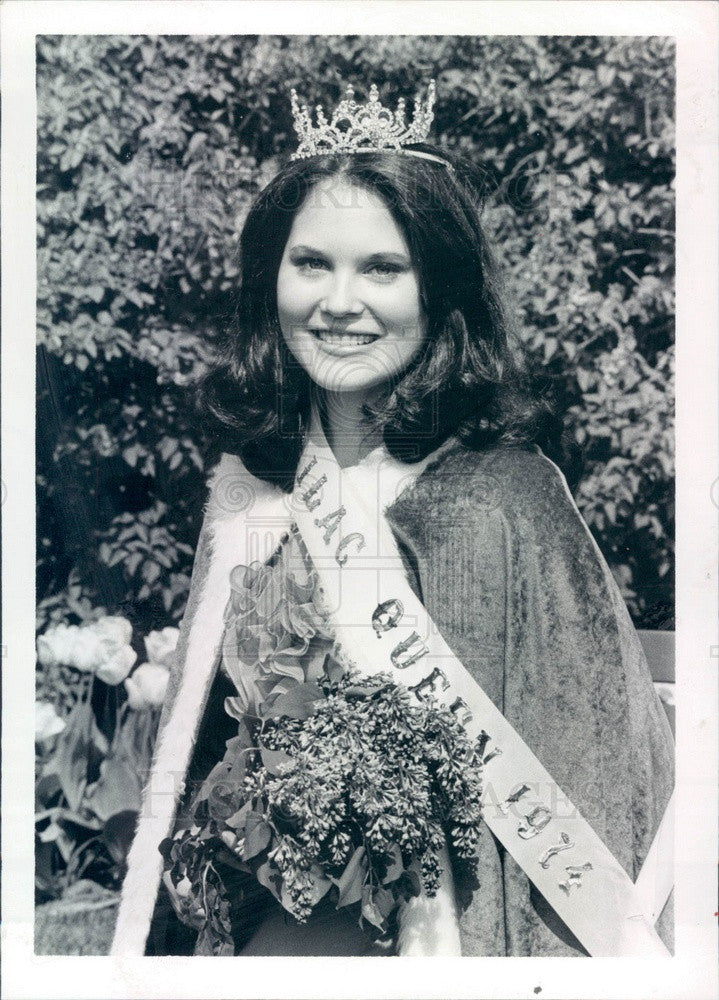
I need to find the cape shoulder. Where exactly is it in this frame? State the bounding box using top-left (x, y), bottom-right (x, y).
top-left (386, 441), bottom-right (578, 541)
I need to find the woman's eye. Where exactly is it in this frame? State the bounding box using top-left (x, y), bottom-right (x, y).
top-left (295, 257), bottom-right (328, 272)
top-left (366, 262), bottom-right (403, 278)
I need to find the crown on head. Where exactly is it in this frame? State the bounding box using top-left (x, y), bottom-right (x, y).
top-left (289, 80), bottom-right (437, 161)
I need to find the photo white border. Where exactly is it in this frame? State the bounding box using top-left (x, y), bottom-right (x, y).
top-left (2, 2), bottom-right (717, 998)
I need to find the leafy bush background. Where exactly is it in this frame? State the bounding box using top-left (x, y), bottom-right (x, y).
top-left (37, 35), bottom-right (674, 634)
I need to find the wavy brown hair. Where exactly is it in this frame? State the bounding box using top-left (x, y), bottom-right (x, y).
top-left (198, 143), bottom-right (570, 489)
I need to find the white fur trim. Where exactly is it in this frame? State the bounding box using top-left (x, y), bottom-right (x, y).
top-left (111, 455), bottom-right (288, 955)
top-left (396, 845), bottom-right (462, 956)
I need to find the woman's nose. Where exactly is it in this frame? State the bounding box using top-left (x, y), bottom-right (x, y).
top-left (320, 272), bottom-right (363, 317)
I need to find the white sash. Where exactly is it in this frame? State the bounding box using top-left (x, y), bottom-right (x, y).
top-left (288, 414), bottom-right (672, 958)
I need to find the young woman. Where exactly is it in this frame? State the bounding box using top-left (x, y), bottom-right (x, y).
top-left (112, 83), bottom-right (674, 958)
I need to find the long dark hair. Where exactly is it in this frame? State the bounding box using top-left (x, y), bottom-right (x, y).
top-left (198, 142), bottom-right (570, 489)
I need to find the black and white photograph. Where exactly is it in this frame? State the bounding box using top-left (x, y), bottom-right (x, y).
top-left (2, 2), bottom-right (717, 999)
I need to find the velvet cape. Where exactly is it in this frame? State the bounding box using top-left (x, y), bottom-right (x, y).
top-left (131, 441), bottom-right (674, 957)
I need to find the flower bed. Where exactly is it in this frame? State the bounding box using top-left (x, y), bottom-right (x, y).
top-left (35, 615), bottom-right (178, 906)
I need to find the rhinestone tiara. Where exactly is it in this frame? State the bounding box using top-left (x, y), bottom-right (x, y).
top-left (289, 79), bottom-right (446, 166)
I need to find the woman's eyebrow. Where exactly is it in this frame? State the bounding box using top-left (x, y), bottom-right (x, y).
top-left (288, 244), bottom-right (411, 266)
top-left (287, 244), bottom-right (327, 257)
top-left (362, 251), bottom-right (412, 266)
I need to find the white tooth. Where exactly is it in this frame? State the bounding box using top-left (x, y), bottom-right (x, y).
top-left (316, 332), bottom-right (375, 346)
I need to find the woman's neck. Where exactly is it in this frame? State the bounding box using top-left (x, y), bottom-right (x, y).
top-left (315, 388), bottom-right (384, 468)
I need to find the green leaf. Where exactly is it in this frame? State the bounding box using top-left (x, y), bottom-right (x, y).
top-left (242, 813), bottom-right (272, 860)
top-left (373, 886), bottom-right (395, 918)
top-left (361, 895), bottom-right (385, 930)
top-left (48, 705), bottom-right (93, 812)
top-left (381, 843), bottom-right (404, 885)
top-left (258, 745), bottom-right (293, 776)
top-left (196, 760), bottom-right (233, 803)
top-left (91, 718), bottom-right (110, 755)
top-left (86, 755), bottom-right (142, 822)
top-left (335, 845), bottom-right (366, 908)
top-left (158, 436), bottom-right (178, 461)
top-left (194, 925), bottom-right (218, 956)
top-left (122, 445), bottom-right (141, 468)
top-left (186, 131), bottom-right (208, 159)
top-left (125, 552), bottom-right (143, 576)
top-left (35, 772), bottom-right (62, 810)
top-left (402, 867), bottom-right (421, 898)
top-left (103, 809), bottom-right (139, 866)
top-left (263, 682), bottom-right (323, 721)
top-left (225, 800), bottom-right (253, 831)
top-left (142, 560), bottom-right (161, 584)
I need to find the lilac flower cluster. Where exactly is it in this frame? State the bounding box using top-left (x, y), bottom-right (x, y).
top-left (162, 669), bottom-right (484, 953)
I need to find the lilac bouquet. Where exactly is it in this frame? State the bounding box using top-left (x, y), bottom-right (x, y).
top-left (161, 541), bottom-right (483, 954)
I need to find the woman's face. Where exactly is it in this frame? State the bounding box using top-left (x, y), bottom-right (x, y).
top-left (276, 177), bottom-right (427, 400)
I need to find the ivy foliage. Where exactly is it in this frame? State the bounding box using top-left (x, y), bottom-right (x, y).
top-left (37, 35), bottom-right (674, 630)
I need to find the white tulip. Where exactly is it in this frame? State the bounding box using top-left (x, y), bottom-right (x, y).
top-left (144, 627), bottom-right (180, 668)
top-left (37, 615), bottom-right (137, 682)
top-left (35, 700), bottom-right (66, 741)
top-left (36, 623), bottom-right (80, 667)
top-left (96, 644), bottom-right (137, 685)
top-left (55, 625), bottom-right (82, 665)
top-left (124, 662), bottom-right (170, 710)
top-left (94, 615), bottom-right (133, 647)
top-left (71, 629), bottom-right (104, 672)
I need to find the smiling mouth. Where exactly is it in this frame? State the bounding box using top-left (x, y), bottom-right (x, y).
top-left (310, 329), bottom-right (381, 346)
